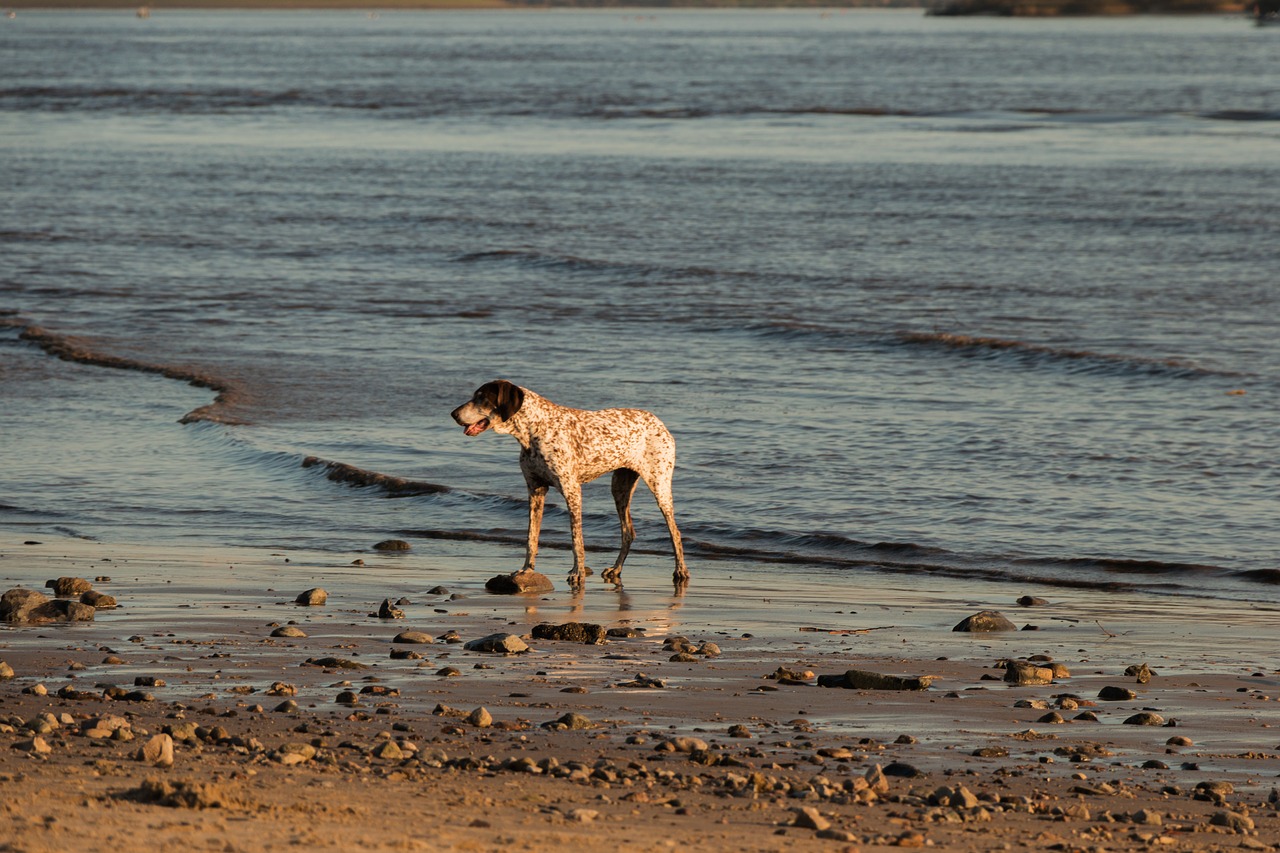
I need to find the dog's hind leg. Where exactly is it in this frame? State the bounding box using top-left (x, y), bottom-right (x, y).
top-left (602, 469), bottom-right (640, 583)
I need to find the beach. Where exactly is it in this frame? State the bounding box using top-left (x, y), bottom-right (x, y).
top-left (3, 534), bottom-right (1279, 850)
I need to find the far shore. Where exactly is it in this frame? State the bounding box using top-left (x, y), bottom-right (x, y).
top-left (2, 0), bottom-right (1252, 13)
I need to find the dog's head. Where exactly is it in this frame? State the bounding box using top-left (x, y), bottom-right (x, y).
top-left (450, 380), bottom-right (525, 437)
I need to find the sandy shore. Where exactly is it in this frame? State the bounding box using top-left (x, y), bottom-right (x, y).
top-left (2, 535), bottom-right (1279, 851)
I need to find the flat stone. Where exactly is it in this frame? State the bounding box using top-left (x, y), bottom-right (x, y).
top-left (393, 630), bottom-right (434, 644)
top-left (295, 588), bottom-right (327, 606)
top-left (531, 622), bottom-right (606, 644)
top-left (662, 736), bottom-right (709, 754)
top-left (541, 713), bottom-right (593, 731)
top-left (302, 656), bottom-right (368, 670)
top-left (485, 570), bottom-right (554, 595)
top-left (373, 539), bottom-right (411, 551)
top-left (1017, 595), bottom-right (1050, 606)
top-left (1210, 810), bottom-right (1254, 832)
top-left (818, 669), bottom-right (936, 690)
top-left (1123, 711), bottom-right (1165, 726)
top-left (463, 633), bottom-right (529, 654)
top-left (952, 610), bottom-right (1017, 632)
top-left (792, 806), bottom-right (831, 832)
top-left (1099, 686), bottom-right (1137, 701)
top-left (270, 625), bottom-right (307, 638)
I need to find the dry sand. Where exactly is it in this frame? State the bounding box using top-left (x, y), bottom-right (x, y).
top-left (2, 534), bottom-right (1279, 851)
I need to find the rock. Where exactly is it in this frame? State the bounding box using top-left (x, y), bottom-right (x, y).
top-left (295, 588), bottom-right (327, 606)
top-left (273, 700), bottom-right (299, 713)
top-left (952, 610), bottom-right (1017, 632)
top-left (661, 736), bottom-right (709, 754)
top-left (1123, 712), bottom-right (1165, 726)
top-left (606, 627), bottom-right (645, 638)
top-left (436, 666), bottom-right (461, 676)
top-left (302, 656), bottom-right (368, 670)
top-left (1, 588), bottom-right (95, 624)
top-left (377, 598), bottom-right (405, 619)
top-left (13, 736), bottom-right (52, 755)
top-left (541, 713), bottom-right (593, 731)
top-left (792, 806), bottom-right (831, 832)
top-left (565, 808), bottom-right (599, 824)
top-left (130, 779), bottom-right (239, 809)
top-left (81, 590), bottom-right (118, 609)
top-left (1210, 810), bottom-right (1254, 832)
top-left (1004, 662), bottom-right (1055, 685)
top-left (485, 570), bottom-right (554, 595)
top-left (1166, 735), bottom-right (1193, 747)
top-left (864, 764), bottom-right (891, 794)
top-left (373, 539), bottom-right (411, 551)
top-left (270, 625), bottom-right (307, 638)
top-left (335, 690), bottom-right (361, 706)
top-left (1098, 686), bottom-right (1137, 701)
top-left (531, 622), bottom-right (606, 644)
top-left (930, 785), bottom-right (980, 808)
top-left (265, 682), bottom-right (296, 697)
top-left (728, 724), bottom-right (752, 738)
top-left (669, 652), bottom-right (698, 662)
top-left (617, 673), bottom-right (665, 688)
top-left (1131, 809), bottom-right (1163, 825)
top-left (1125, 663), bottom-right (1155, 683)
top-left (466, 707), bottom-right (493, 728)
top-left (50, 576), bottom-right (93, 597)
top-left (818, 669), bottom-right (936, 690)
top-left (1017, 595), bottom-right (1050, 606)
top-left (698, 642), bottom-right (722, 657)
top-left (393, 630), bottom-right (434, 644)
top-left (0, 661), bottom-right (13, 679)
top-left (463, 633), bottom-right (529, 654)
top-left (140, 734), bottom-right (174, 768)
top-left (426, 585), bottom-right (449, 595)
top-left (1038, 712), bottom-right (1066, 724)
top-left (370, 741), bottom-right (404, 761)
top-left (883, 761), bottom-right (923, 777)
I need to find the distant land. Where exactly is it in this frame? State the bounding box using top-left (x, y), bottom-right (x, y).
top-left (3, 0), bottom-right (1255, 16)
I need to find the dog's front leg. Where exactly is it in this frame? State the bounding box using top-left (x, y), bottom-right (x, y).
top-left (522, 484), bottom-right (547, 573)
top-left (561, 481), bottom-right (589, 587)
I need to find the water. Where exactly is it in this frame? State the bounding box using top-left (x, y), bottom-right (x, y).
top-left (2, 9), bottom-right (1278, 603)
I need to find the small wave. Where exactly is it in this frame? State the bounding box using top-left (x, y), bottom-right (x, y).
top-left (1199, 110), bottom-right (1280, 123)
top-left (1234, 569), bottom-right (1280, 585)
top-left (4, 316), bottom-right (247, 425)
top-left (300, 456), bottom-right (450, 498)
top-left (894, 331), bottom-right (1241, 381)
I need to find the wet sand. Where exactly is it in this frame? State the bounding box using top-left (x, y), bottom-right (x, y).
top-left (2, 535), bottom-right (1279, 851)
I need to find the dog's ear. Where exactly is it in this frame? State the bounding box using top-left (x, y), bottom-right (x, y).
top-left (492, 380), bottom-right (524, 421)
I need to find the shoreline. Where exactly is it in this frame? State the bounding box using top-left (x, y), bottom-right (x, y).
top-left (1, 2), bottom-right (1250, 12)
top-left (3, 535), bottom-right (1278, 850)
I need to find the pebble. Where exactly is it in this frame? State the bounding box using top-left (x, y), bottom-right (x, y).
top-left (372, 539), bottom-right (411, 551)
top-left (49, 576), bottom-right (93, 597)
top-left (377, 599), bottom-right (405, 619)
top-left (1016, 595), bottom-right (1050, 606)
top-left (81, 590), bottom-right (118, 609)
top-left (139, 733), bottom-right (174, 768)
top-left (295, 588), bottom-right (327, 606)
top-left (1098, 686), bottom-right (1137, 701)
top-left (1123, 711), bottom-right (1164, 726)
top-left (1004, 662), bottom-right (1055, 686)
top-left (0, 661), bottom-right (13, 679)
top-left (541, 713), bottom-right (593, 731)
top-left (791, 806), bottom-right (831, 832)
top-left (271, 626), bottom-right (307, 638)
top-left (466, 707), bottom-right (493, 728)
top-left (531, 622), bottom-right (606, 644)
top-left (1210, 810), bottom-right (1254, 832)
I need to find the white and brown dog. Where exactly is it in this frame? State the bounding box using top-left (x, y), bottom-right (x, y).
top-left (451, 380), bottom-right (688, 588)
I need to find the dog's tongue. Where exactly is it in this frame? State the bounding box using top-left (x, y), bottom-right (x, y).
top-left (464, 419), bottom-right (489, 437)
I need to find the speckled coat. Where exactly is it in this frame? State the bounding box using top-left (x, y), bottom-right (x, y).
top-left (451, 380), bottom-right (687, 587)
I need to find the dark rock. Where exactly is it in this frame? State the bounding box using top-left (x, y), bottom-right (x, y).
top-left (485, 570), bottom-right (554, 595)
top-left (377, 598), bottom-right (405, 619)
top-left (1098, 686), bottom-right (1137, 701)
top-left (541, 713), bottom-right (593, 731)
top-left (295, 588), bottom-right (327, 606)
top-left (817, 669), bottom-right (936, 691)
top-left (81, 590), bottom-right (118, 609)
top-left (1125, 663), bottom-right (1155, 683)
top-left (1004, 662), bottom-right (1055, 685)
top-left (1124, 711), bottom-right (1165, 726)
top-left (952, 610), bottom-right (1017, 632)
top-left (426, 585), bottom-right (449, 595)
top-left (49, 577), bottom-right (93, 597)
top-left (606, 627), bottom-right (646, 638)
top-left (373, 539), bottom-right (411, 551)
top-left (531, 622), bottom-right (606, 644)
top-left (1, 588), bottom-right (95, 625)
top-left (1017, 595), bottom-right (1050, 606)
top-left (883, 761), bottom-right (924, 777)
top-left (301, 656), bottom-right (368, 670)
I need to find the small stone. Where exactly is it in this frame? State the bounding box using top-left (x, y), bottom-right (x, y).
top-left (883, 761), bottom-right (923, 778)
top-left (952, 610), bottom-right (1017, 632)
top-left (791, 806), bottom-right (831, 832)
top-left (1124, 712), bottom-right (1165, 726)
top-left (436, 666), bottom-right (461, 676)
top-left (271, 625), bottom-right (307, 638)
top-left (565, 808), bottom-right (599, 824)
top-left (728, 724), bottom-right (752, 738)
top-left (1166, 735), bottom-right (1193, 747)
top-left (14, 736), bottom-right (52, 755)
top-left (377, 599), bottom-right (405, 619)
top-left (335, 690), bottom-right (361, 706)
top-left (1209, 810), bottom-right (1254, 832)
top-left (373, 539), bottom-right (411, 551)
top-left (697, 642), bottom-right (722, 657)
top-left (426, 585), bottom-right (449, 595)
top-left (393, 630), bottom-right (434, 644)
top-left (818, 669), bottom-right (936, 690)
top-left (295, 588), bottom-right (327, 606)
top-left (541, 713), bottom-right (593, 731)
top-left (1125, 663), bottom-right (1155, 683)
top-left (463, 633), bottom-right (529, 654)
top-left (140, 734), bottom-right (174, 768)
top-left (662, 736), bottom-right (708, 754)
top-left (1016, 595), bottom-right (1050, 606)
top-left (274, 700), bottom-right (299, 713)
top-left (485, 570), bottom-right (554, 595)
top-left (1038, 712), bottom-right (1066, 724)
top-left (0, 661), bottom-right (13, 679)
top-left (1098, 686), bottom-right (1137, 701)
top-left (466, 707), bottom-right (493, 728)
top-left (370, 741), bottom-right (404, 761)
top-left (302, 656), bottom-right (368, 670)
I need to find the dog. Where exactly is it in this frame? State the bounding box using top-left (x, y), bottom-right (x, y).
top-left (451, 380), bottom-right (688, 588)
